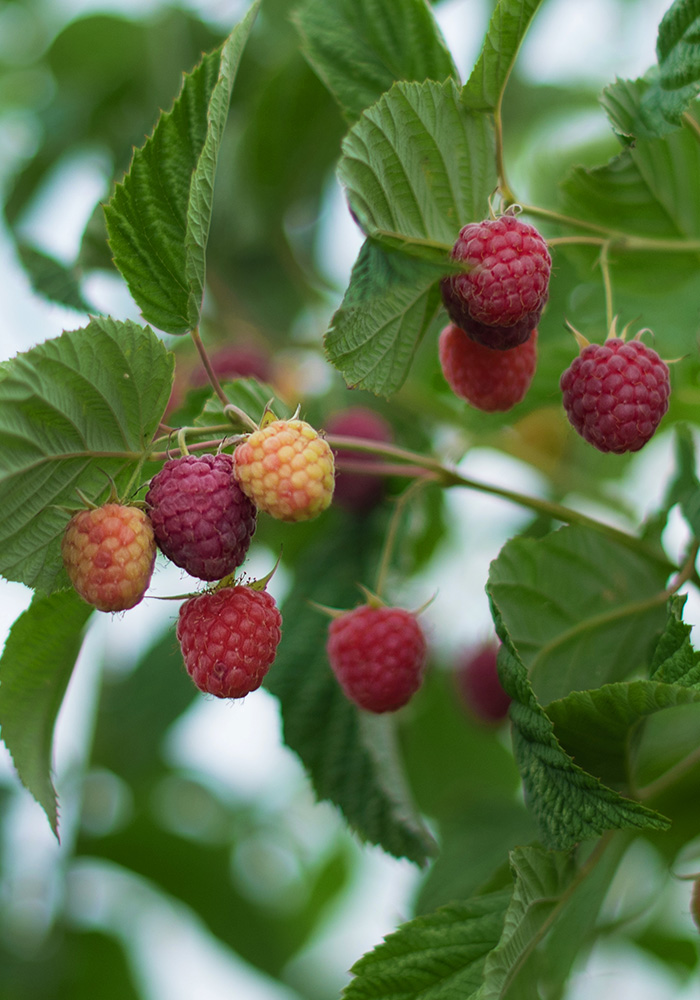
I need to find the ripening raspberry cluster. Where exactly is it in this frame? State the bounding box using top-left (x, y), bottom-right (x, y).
top-left (439, 213), bottom-right (671, 450)
top-left (61, 416), bottom-right (337, 701)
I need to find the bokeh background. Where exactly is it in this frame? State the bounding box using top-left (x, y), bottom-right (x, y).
top-left (1, 0), bottom-right (698, 997)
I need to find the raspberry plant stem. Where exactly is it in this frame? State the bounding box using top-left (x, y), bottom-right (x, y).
top-left (190, 326), bottom-right (231, 408)
top-left (326, 434), bottom-right (675, 571)
top-left (374, 479), bottom-right (429, 599)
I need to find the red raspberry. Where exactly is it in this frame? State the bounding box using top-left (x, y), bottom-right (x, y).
top-left (233, 418), bottom-right (335, 522)
top-left (176, 586), bottom-right (282, 699)
top-left (325, 407), bottom-right (393, 512)
top-left (326, 605), bottom-right (427, 713)
top-left (441, 215), bottom-right (551, 350)
top-left (455, 641), bottom-right (511, 723)
top-left (145, 453), bottom-right (256, 581)
top-left (192, 343), bottom-right (272, 386)
top-left (439, 324), bottom-right (537, 412)
top-left (61, 503), bottom-right (156, 612)
top-left (560, 337), bottom-right (670, 453)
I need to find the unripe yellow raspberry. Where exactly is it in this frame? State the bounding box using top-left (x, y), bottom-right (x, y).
top-left (233, 418), bottom-right (335, 522)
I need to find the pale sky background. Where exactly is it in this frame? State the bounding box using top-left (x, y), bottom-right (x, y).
top-left (1, 1), bottom-right (699, 998)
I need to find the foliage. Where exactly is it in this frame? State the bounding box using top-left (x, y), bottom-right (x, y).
top-left (1, 0), bottom-right (700, 997)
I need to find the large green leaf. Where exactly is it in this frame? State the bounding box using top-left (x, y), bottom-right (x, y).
top-left (324, 239), bottom-right (445, 396)
top-left (344, 890), bottom-right (511, 1000)
top-left (338, 79), bottom-right (495, 249)
top-left (665, 424), bottom-right (700, 539)
top-left (328, 78), bottom-right (495, 396)
top-left (266, 512), bottom-right (435, 865)
top-left (650, 594), bottom-right (700, 686)
top-left (559, 110), bottom-right (700, 292)
top-left (487, 525), bottom-right (670, 706)
top-left (479, 840), bottom-right (625, 1000)
top-left (104, 1), bottom-right (260, 334)
top-left (643, 0), bottom-right (700, 128)
top-left (294, 0), bottom-right (458, 122)
top-left (546, 680), bottom-right (700, 790)
top-left (488, 611), bottom-right (669, 850)
top-left (0, 590), bottom-right (93, 835)
top-left (0, 317), bottom-right (173, 594)
top-left (463, 0), bottom-right (545, 113)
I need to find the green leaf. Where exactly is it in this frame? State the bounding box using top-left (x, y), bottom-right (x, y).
top-left (479, 841), bottom-right (626, 1000)
top-left (666, 424), bottom-right (700, 539)
top-left (324, 238), bottom-right (445, 396)
top-left (650, 594), bottom-right (700, 685)
top-left (488, 611), bottom-right (669, 850)
top-left (559, 117), bottom-right (700, 291)
top-left (0, 590), bottom-right (92, 835)
top-left (344, 890), bottom-right (511, 1000)
top-left (463, 0), bottom-right (545, 112)
top-left (104, 2), bottom-right (260, 334)
top-left (601, 75), bottom-right (677, 142)
top-left (294, 0), bottom-right (458, 122)
top-left (546, 680), bottom-right (700, 790)
top-left (487, 525), bottom-right (670, 706)
top-left (266, 513), bottom-right (435, 865)
top-left (16, 243), bottom-right (92, 313)
top-left (0, 317), bottom-right (173, 593)
top-left (644, 0), bottom-right (700, 127)
top-left (414, 799), bottom-right (537, 915)
top-left (338, 79), bottom-right (495, 247)
top-left (194, 377), bottom-right (291, 430)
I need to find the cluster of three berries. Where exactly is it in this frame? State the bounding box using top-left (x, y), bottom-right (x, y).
top-left (440, 216), bottom-right (671, 454)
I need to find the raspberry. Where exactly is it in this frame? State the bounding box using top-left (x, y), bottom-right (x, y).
top-left (192, 344), bottom-right (272, 386)
top-left (326, 605), bottom-right (427, 713)
top-left (439, 324), bottom-right (537, 412)
top-left (441, 215), bottom-right (551, 350)
top-left (233, 418), bottom-right (335, 522)
top-left (560, 337), bottom-right (670, 453)
top-left (325, 407), bottom-right (393, 512)
top-left (176, 585), bottom-right (282, 699)
top-left (146, 453), bottom-right (256, 581)
top-left (455, 641), bottom-right (511, 723)
top-left (61, 503), bottom-right (156, 612)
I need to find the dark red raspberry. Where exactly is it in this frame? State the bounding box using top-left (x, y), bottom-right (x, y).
top-left (455, 641), bottom-right (511, 723)
top-left (560, 337), bottom-right (670, 453)
top-left (439, 324), bottom-right (537, 412)
top-left (326, 605), bottom-right (427, 713)
top-left (177, 585), bottom-right (282, 698)
top-left (441, 215), bottom-right (551, 350)
top-left (192, 343), bottom-right (272, 386)
top-left (146, 453), bottom-right (256, 580)
top-left (325, 407), bottom-right (393, 512)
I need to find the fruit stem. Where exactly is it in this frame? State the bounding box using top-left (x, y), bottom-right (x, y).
top-left (597, 241), bottom-right (614, 329)
top-left (374, 479), bottom-right (428, 599)
top-left (190, 326), bottom-right (231, 408)
top-left (520, 203), bottom-right (700, 253)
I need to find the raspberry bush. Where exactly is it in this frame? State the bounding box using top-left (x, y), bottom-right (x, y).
top-left (1, 0), bottom-right (700, 997)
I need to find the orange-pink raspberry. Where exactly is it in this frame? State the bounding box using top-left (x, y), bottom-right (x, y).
top-left (560, 337), bottom-right (670, 453)
top-left (177, 586), bottom-right (282, 699)
top-left (439, 324), bottom-right (537, 412)
top-left (61, 503), bottom-right (156, 612)
top-left (233, 418), bottom-right (335, 522)
top-left (441, 215), bottom-right (551, 350)
top-left (326, 605), bottom-right (427, 713)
